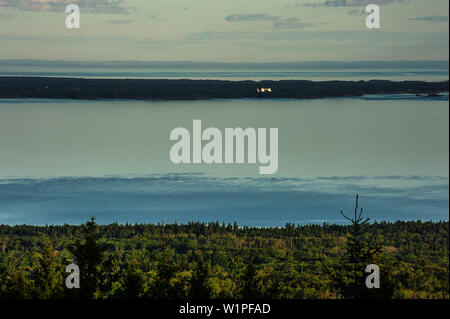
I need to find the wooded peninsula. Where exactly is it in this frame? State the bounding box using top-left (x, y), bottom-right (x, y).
top-left (0, 77), bottom-right (448, 100)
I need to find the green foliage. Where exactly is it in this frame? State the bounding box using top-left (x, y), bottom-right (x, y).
top-left (329, 195), bottom-right (395, 298)
top-left (32, 237), bottom-right (63, 299)
top-left (0, 217), bottom-right (448, 299)
top-left (68, 216), bottom-right (105, 298)
top-left (120, 254), bottom-right (146, 298)
top-left (189, 257), bottom-right (212, 299)
top-left (240, 259), bottom-right (260, 299)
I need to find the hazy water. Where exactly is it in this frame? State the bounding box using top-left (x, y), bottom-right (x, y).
top-left (1, 69), bottom-right (447, 81)
top-left (0, 95), bottom-right (448, 225)
top-left (0, 61), bottom-right (448, 81)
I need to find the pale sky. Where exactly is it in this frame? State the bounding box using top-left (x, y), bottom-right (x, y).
top-left (0, 0), bottom-right (448, 62)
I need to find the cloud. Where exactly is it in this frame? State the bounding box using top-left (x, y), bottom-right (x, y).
top-left (0, 0), bottom-right (131, 14)
top-left (225, 14), bottom-right (281, 22)
top-left (410, 16), bottom-right (449, 22)
top-left (294, 0), bottom-right (399, 7)
top-left (187, 30), bottom-right (256, 41)
top-left (347, 9), bottom-right (365, 15)
top-left (322, 0), bottom-right (395, 6)
top-left (225, 14), bottom-right (314, 30)
top-left (273, 17), bottom-right (314, 30)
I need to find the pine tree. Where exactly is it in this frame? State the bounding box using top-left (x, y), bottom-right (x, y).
top-left (150, 223), bottom-right (184, 299)
top-left (69, 216), bottom-right (104, 298)
top-left (331, 195), bottom-right (385, 298)
top-left (121, 255), bottom-right (146, 298)
top-left (151, 258), bottom-right (180, 299)
top-left (241, 259), bottom-right (259, 298)
top-left (33, 238), bottom-right (63, 299)
top-left (189, 257), bottom-right (211, 299)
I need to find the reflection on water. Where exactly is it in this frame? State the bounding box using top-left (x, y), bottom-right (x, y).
top-left (0, 96), bottom-right (448, 225)
top-left (0, 174), bottom-right (447, 226)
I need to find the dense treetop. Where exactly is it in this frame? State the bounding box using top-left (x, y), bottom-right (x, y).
top-left (0, 219), bottom-right (448, 299)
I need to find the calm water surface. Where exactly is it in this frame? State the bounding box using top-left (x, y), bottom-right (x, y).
top-left (0, 96), bottom-right (448, 225)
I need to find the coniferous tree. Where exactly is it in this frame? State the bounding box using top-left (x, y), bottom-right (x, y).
top-left (149, 223), bottom-right (186, 299)
top-left (33, 238), bottom-right (63, 299)
top-left (331, 195), bottom-right (385, 298)
top-left (3, 267), bottom-right (32, 299)
top-left (0, 264), bottom-right (7, 298)
top-left (69, 217), bottom-right (104, 298)
top-left (189, 257), bottom-right (211, 299)
top-left (151, 258), bottom-right (181, 299)
top-left (121, 255), bottom-right (146, 298)
top-left (241, 259), bottom-right (259, 299)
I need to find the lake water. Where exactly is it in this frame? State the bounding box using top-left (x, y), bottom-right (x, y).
top-left (0, 95), bottom-right (448, 226)
top-left (0, 61), bottom-right (448, 81)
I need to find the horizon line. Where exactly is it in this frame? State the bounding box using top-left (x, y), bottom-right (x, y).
top-left (0, 59), bottom-right (448, 64)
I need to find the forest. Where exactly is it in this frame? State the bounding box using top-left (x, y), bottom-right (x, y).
top-left (0, 197), bottom-right (448, 300)
top-left (0, 76), bottom-right (448, 100)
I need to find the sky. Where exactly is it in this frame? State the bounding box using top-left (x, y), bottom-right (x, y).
top-left (0, 0), bottom-right (449, 62)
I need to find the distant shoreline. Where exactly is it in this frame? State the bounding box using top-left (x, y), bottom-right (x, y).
top-left (0, 76), bottom-right (448, 101)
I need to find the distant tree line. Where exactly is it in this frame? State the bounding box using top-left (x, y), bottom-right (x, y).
top-left (0, 77), bottom-right (448, 100)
